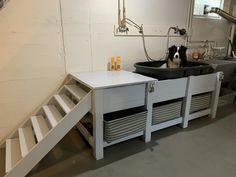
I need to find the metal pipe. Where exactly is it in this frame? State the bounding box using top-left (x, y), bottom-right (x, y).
top-left (204, 6), bottom-right (236, 24)
top-left (186, 0), bottom-right (194, 44)
top-left (122, 0), bottom-right (126, 28)
top-left (118, 0), bottom-right (121, 27)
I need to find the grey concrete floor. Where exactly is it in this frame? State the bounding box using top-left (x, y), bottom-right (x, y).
top-left (28, 104), bottom-right (236, 177)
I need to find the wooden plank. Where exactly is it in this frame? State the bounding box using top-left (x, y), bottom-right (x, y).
top-left (151, 117), bottom-right (183, 132)
top-left (5, 139), bottom-right (21, 173)
top-left (76, 122), bottom-right (94, 147)
top-left (152, 78), bottom-right (187, 103)
top-left (18, 127), bottom-right (36, 157)
top-left (64, 85), bottom-right (87, 101)
top-left (189, 73), bottom-right (216, 95)
top-left (4, 92), bottom-right (91, 177)
top-left (103, 84), bottom-right (145, 114)
top-left (31, 116), bottom-right (50, 142)
top-left (93, 90), bottom-right (104, 160)
top-left (70, 71), bottom-right (156, 89)
top-left (54, 94), bottom-right (75, 114)
top-left (43, 105), bottom-right (63, 127)
top-left (103, 131), bottom-right (144, 147)
top-left (188, 109), bottom-right (211, 121)
top-left (209, 72), bottom-right (223, 119)
top-left (143, 82), bottom-right (154, 142)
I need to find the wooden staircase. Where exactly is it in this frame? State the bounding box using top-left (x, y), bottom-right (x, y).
top-left (0, 77), bottom-right (92, 177)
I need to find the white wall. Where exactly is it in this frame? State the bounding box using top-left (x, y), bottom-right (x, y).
top-left (0, 0), bottom-right (231, 142)
top-left (0, 0), bottom-right (65, 142)
top-left (61, 0), bottom-right (190, 71)
top-left (191, 0), bottom-right (232, 44)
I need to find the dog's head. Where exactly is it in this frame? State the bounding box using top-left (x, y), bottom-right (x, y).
top-left (168, 45), bottom-right (187, 68)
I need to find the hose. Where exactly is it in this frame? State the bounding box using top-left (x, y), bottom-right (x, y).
top-left (140, 26), bottom-right (165, 61)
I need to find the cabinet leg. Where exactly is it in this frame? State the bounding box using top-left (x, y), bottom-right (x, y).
top-left (93, 90), bottom-right (104, 160)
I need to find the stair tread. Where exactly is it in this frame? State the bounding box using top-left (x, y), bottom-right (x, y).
top-left (31, 116), bottom-right (50, 142)
top-left (18, 126), bottom-right (36, 157)
top-left (5, 138), bottom-right (22, 173)
top-left (43, 105), bottom-right (63, 127)
top-left (65, 85), bottom-right (87, 100)
top-left (54, 94), bottom-right (75, 114)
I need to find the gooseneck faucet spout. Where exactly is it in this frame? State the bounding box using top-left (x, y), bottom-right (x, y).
top-left (165, 26), bottom-right (187, 59)
top-left (204, 5), bottom-right (236, 24)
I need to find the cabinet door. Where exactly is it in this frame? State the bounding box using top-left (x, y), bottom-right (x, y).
top-left (103, 84), bottom-right (146, 114)
top-left (152, 78), bottom-right (188, 103)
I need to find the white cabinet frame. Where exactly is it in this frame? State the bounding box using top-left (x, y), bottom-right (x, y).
top-left (71, 71), bottom-right (222, 160)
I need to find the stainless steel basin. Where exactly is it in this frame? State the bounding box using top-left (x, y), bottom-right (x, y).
top-left (206, 59), bottom-right (236, 82)
top-left (223, 57), bottom-right (236, 62)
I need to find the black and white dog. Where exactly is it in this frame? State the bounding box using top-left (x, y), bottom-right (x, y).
top-left (161, 45), bottom-right (187, 68)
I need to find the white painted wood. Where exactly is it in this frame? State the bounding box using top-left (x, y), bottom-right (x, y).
top-left (184, 72), bottom-right (221, 126)
top-left (0, 76), bottom-right (65, 147)
top-left (76, 122), bottom-right (94, 148)
top-left (209, 72), bottom-right (223, 119)
top-left (93, 90), bottom-right (104, 160)
top-left (143, 82), bottom-right (154, 142)
top-left (188, 73), bottom-right (216, 95)
top-left (149, 78), bottom-right (188, 134)
top-left (152, 78), bottom-right (188, 103)
top-left (114, 25), bottom-right (188, 37)
top-left (54, 94), bottom-right (75, 114)
top-left (71, 71), bottom-right (156, 159)
top-left (104, 131), bottom-right (144, 147)
top-left (5, 139), bottom-right (21, 173)
top-left (43, 105), bottom-right (63, 127)
top-left (64, 85), bottom-right (87, 101)
top-left (182, 77), bottom-right (191, 128)
top-left (188, 109), bottom-right (211, 121)
top-left (151, 117), bottom-right (183, 132)
top-left (4, 92), bottom-right (92, 177)
top-left (18, 127), bottom-right (36, 157)
top-left (70, 71), bottom-right (156, 89)
top-left (31, 116), bottom-right (50, 142)
top-left (103, 84), bottom-right (146, 114)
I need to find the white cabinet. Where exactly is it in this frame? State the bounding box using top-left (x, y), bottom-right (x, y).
top-left (71, 71), bottom-right (222, 161)
top-left (71, 71), bottom-right (156, 160)
top-left (103, 84), bottom-right (146, 113)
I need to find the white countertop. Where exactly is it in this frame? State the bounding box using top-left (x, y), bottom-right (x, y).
top-left (70, 70), bottom-right (156, 89)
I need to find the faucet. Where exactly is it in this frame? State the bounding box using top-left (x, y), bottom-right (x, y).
top-left (117, 0), bottom-right (129, 33)
top-left (165, 26), bottom-right (187, 59)
top-left (204, 5), bottom-right (236, 24)
top-left (203, 5), bottom-right (236, 59)
top-left (117, 0), bottom-right (143, 34)
top-left (202, 40), bottom-right (212, 60)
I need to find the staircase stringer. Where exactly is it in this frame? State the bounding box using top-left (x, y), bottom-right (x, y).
top-left (0, 75), bottom-right (72, 148)
top-left (4, 91), bottom-right (92, 177)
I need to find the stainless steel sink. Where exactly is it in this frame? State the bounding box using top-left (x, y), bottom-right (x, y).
top-left (206, 59), bottom-right (236, 82)
top-left (223, 57), bottom-right (236, 62)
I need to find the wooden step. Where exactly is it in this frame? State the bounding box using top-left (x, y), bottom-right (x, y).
top-left (31, 116), bottom-right (50, 142)
top-left (64, 85), bottom-right (87, 101)
top-left (54, 94), bottom-right (75, 114)
top-left (5, 139), bottom-right (22, 173)
top-left (43, 105), bottom-right (63, 127)
top-left (18, 126), bottom-right (36, 157)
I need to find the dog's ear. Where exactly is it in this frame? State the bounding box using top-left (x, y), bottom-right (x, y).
top-left (180, 45), bottom-right (187, 53)
top-left (169, 45), bottom-right (176, 53)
